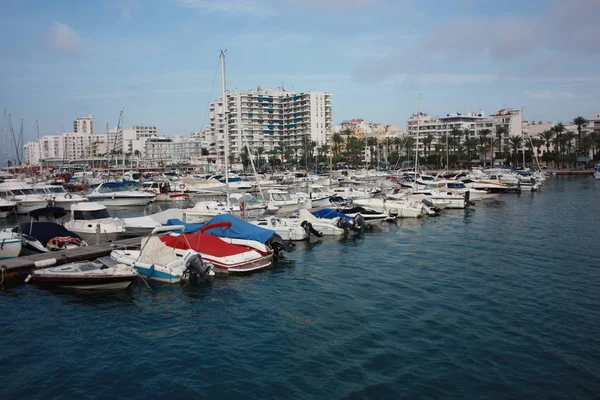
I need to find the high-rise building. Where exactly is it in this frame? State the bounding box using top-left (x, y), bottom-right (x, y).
top-left (200, 86), bottom-right (332, 163)
top-left (73, 115), bottom-right (94, 134)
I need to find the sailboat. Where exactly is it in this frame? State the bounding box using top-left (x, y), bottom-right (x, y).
top-left (190, 51), bottom-right (266, 219)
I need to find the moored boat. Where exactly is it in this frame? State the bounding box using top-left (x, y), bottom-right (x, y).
top-left (26, 257), bottom-right (137, 289)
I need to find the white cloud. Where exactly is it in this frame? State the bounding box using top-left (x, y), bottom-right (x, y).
top-left (45, 22), bottom-right (81, 55)
top-left (173, 0), bottom-right (277, 16)
top-left (525, 90), bottom-right (576, 101)
top-left (105, 0), bottom-right (139, 19)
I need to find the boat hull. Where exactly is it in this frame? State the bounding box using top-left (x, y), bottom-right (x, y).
top-left (87, 197), bottom-right (152, 206)
top-left (0, 238), bottom-right (22, 259)
top-left (16, 200), bottom-right (49, 215)
top-left (30, 275), bottom-right (135, 289)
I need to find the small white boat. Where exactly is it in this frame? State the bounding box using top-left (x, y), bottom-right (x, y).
top-left (0, 229), bottom-right (22, 260)
top-left (26, 257), bottom-right (138, 289)
top-left (297, 209), bottom-right (346, 236)
top-left (121, 215), bottom-right (162, 237)
top-left (267, 189), bottom-right (308, 214)
top-left (186, 194), bottom-right (267, 220)
top-left (63, 202), bottom-right (125, 244)
top-left (32, 184), bottom-right (88, 207)
top-left (251, 216), bottom-right (310, 241)
top-left (87, 182), bottom-right (155, 206)
top-left (0, 197), bottom-right (17, 218)
top-left (111, 226), bottom-right (215, 283)
top-left (352, 198), bottom-right (426, 219)
top-left (0, 181), bottom-right (48, 214)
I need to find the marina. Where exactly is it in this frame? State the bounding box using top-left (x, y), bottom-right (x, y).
top-left (1, 176), bottom-right (598, 398)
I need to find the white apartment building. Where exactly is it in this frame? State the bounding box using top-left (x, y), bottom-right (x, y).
top-left (201, 86), bottom-right (332, 163)
top-left (586, 112), bottom-right (600, 135)
top-left (405, 109), bottom-right (524, 157)
top-left (105, 125), bottom-right (158, 155)
top-left (143, 136), bottom-right (206, 167)
top-left (24, 132), bottom-right (97, 165)
top-left (73, 115), bottom-right (94, 134)
top-left (406, 111), bottom-right (493, 154)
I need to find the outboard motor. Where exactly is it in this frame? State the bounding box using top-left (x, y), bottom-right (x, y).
top-left (464, 190), bottom-right (475, 207)
top-left (422, 199), bottom-right (441, 213)
top-left (268, 233), bottom-right (295, 255)
top-left (184, 252), bottom-right (213, 280)
top-left (336, 213), bottom-right (365, 236)
top-left (301, 220), bottom-right (323, 238)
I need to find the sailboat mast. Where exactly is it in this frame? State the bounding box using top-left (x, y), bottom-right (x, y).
top-left (415, 96), bottom-right (421, 174)
top-left (36, 119), bottom-right (43, 175)
top-left (220, 50), bottom-right (230, 207)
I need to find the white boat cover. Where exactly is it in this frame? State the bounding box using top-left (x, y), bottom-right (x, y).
top-left (123, 215), bottom-right (162, 229)
top-left (139, 236), bottom-right (179, 265)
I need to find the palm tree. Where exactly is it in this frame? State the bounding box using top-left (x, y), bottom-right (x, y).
top-left (423, 134), bottom-right (434, 158)
top-left (332, 133), bottom-right (343, 160)
top-left (367, 136), bottom-right (378, 168)
top-left (240, 146), bottom-right (250, 170)
top-left (343, 129), bottom-right (352, 162)
top-left (434, 143), bottom-right (443, 169)
top-left (451, 128), bottom-right (462, 155)
top-left (508, 135), bottom-right (523, 167)
top-left (488, 137), bottom-right (500, 168)
top-left (539, 130), bottom-right (555, 154)
top-left (256, 146), bottom-right (264, 169)
top-left (465, 138), bottom-right (478, 162)
top-left (572, 116), bottom-right (588, 151)
top-left (531, 138), bottom-right (544, 165)
top-left (552, 123), bottom-right (565, 168)
top-left (479, 129), bottom-right (491, 166)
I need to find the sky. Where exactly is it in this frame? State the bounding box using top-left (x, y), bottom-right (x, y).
top-left (1, 0), bottom-right (599, 142)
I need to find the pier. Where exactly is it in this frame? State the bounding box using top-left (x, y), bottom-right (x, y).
top-left (0, 237), bottom-right (142, 284)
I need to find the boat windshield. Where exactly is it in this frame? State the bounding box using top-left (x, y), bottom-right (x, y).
top-left (47, 186), bottom-right (66, 194)
top-left (14, 189), bottom-right (37, 196)
top-left (98, 184), bottom-right (129, 193)
top-left (447, 182), bottom-right (466, 189)
top-left (74, 209), bottom-right (110, 220)
top-left (271, 192), bottom-right (292, 201)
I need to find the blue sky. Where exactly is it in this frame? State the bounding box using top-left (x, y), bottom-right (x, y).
top-left (1, 0), bottom-right (599, 142)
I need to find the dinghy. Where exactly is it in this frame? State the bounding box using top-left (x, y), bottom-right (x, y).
top-left (26, 257), bottom-right (137, 290)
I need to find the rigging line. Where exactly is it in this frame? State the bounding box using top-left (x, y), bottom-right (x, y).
top-left (200, 56), bottom-right (222, 133)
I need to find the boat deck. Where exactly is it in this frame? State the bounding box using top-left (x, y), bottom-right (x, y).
top-left (0, 237), bottom-right (142, 285)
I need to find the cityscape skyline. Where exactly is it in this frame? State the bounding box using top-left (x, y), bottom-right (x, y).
top-left (2, 0), bottom-right (599, 142)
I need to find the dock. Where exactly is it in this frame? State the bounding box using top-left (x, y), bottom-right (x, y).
top-left (0, 237), bottom-right (142, 285)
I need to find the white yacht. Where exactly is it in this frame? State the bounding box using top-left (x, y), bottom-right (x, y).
top-left (292, 185), bottom-right (336, 208)
top-left (63, 202), bottom-right (125, 244)
top-left (87, 182), bottom-right (155, 206)
top-left (33, 184), bottom-right (88, 207)
top-left (0, 198), bottom-right (17, 218)
top-left (251, 216), bottom-right (310, 241)
top-left (0, 181), bottom-right (49, 214)
top-left (186, 194), bottom-right (267, 221)
top-left (266, 190), bottom-right (308, 214)
top-left (353, 197), bottom-right (427, 218)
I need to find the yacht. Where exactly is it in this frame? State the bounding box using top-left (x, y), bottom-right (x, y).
top-left (0, 198), bottom-right (17, 218)
top-left (63, 202), bottom-right (125, 244)
top-left (33, 184), bottom-right (88, 207)
top-left (0, 181), bottom-right (48, 214)
top-left (267, 190), bottom-right (308, 214)
top-left (87, 182), bottom-right (155, 206)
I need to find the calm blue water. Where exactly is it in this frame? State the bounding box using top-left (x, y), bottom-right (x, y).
top-left (2, 177), bottom-right (599, 399)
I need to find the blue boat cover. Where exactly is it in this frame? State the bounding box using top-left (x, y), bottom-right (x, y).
top-left (13, 222), bottom-right (81, 244)
top-left (312, 208), bottom-right (351, 220)
top-left (105, 182), bottom-right (124, 188)
top-left (204, 214), bottom-right (275, 243)
top-left (166, 218), bottom-right (204, 234)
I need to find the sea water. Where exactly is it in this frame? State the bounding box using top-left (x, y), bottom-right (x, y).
top-left (1, 177), bottom-right (599, 399)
